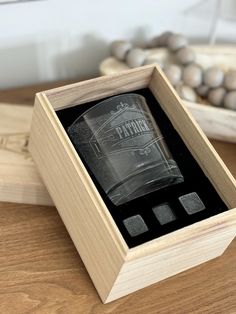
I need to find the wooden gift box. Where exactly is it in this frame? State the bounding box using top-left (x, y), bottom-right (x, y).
top-left (29, 65), bottom-right (236, 303)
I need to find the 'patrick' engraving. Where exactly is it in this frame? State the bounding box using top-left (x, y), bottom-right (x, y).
top-left (68, 93), bottom-right (184, 205)
top-left (115, 118), bottom-right (152, 140)
top-left (89, 102), bottom-right (157, 159)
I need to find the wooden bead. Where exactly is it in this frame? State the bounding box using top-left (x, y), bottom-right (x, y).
top-left (196, 85), bottom-right (209, 97)
top-left (126, 48), bottom-right (146, 68)
top-left (175, 47), bottom-right (195, 65)
top-left (149, 31), bottom-right (173, 48)
top-left (176, 84), bottom-right (197, 102)
top-left (208, 87), bottom-right (226, 107)
top-left (110, 40), bottom-right (132, 61)
top-left (224, 70), bottom-right (236, 90)
top-left (163, 64), bottom-right (182, 86)
top-left (203, 67), bottom-right (224, 88)
top-left (183, 64), bottom-right (202, 88)
top-left (167, 34), bottom-right (188, 51)
top-left (223, 91), bottom-right (236, 110)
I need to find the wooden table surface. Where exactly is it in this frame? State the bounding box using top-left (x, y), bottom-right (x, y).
top-left (0, 82), bottom-right (236, 314)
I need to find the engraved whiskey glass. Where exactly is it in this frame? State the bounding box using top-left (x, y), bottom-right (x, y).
top-left (68, 93), bottom-right (184, 205)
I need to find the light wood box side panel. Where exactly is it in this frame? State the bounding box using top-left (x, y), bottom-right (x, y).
top-left (149, 66), bottom-right (236, 209)
top-left (45, 65), bottom-right (154, 110)
top-left (29, 94), bottom-right (128, 302)
top-left (106, 211), bottom-right (236, 302)
top-left (128, 209), bottom-right (236, 259)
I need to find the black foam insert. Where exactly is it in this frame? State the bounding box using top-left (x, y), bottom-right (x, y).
top-left (56, 88), bottom-right (228, 248)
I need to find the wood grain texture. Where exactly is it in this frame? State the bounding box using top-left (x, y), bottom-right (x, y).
top-left (0, 103), bottom-right (52, 205)
top-left (29, 93), bottom-right (128, 302)
top-left (108, 209), bottom-right (236, 302)
top-left (0, 195), bottom-right (236, 313)
top-left (44, 66), bottom-right (154, 110)
top-left (29, 66), bottom-right (236, 303)
top-left (1, 81), bottom-right (236, 313)
top-left (99, 45), bottom-right (236, 143)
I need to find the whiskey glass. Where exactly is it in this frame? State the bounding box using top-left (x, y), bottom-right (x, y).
top-left (68, 93), bottom-right (184, 205)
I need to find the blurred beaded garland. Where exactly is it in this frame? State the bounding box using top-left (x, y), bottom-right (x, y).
top-left (110, 32), bottom-right (236, 111)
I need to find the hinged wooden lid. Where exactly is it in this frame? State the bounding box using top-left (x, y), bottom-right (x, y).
top-left (0, 102), bottom-right (52, 206)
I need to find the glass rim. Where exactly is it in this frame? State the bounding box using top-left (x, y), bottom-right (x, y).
top-left (69, 93), bottom-right (146, 128)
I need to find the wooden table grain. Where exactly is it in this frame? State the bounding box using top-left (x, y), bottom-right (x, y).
top-left (0, 82), bottom-right (236, 314)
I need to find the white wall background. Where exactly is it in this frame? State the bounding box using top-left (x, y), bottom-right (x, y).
top-left (0, 0), bottom-right (236, 89)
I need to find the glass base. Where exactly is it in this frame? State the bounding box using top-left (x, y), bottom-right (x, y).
top-left (107, 160), bottom-right (184, 205)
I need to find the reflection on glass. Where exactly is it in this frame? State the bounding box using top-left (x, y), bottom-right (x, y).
top-left (68, 93), bottom-right (184, 205)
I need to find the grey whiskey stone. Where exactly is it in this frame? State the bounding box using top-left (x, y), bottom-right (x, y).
top-left (179, 192), bottom-right (206, 215)
top-left (123, 215), bottom-right (148, 237)
top-left (152, 203), bottom-right (177, 225)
